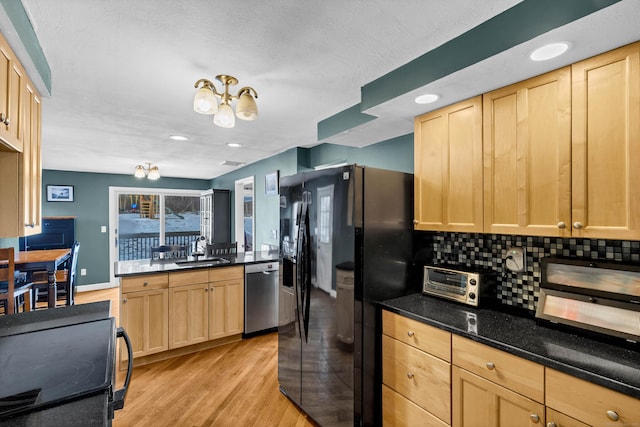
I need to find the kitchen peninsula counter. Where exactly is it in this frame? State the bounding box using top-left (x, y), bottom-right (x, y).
top-left (114, 250), bottom-right (279, 277)
top-left (380, 293), bottom-right (640, 399)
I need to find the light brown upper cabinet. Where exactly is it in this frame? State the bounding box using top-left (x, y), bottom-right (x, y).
top-left (414, 96), bottom-right (483, 232)
top-left (483, 67), bottom-right (571, 236)
top-left (0, 29), bottom-right (42, 238)
top-left (0, 31), bottom-right (25, 152)
top-left (571, 42), bottom-right (640, 240)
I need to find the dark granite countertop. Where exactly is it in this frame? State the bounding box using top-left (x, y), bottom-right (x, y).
top-left (379, 293), bottom-right (640, 399)
top-left (114, 250), bottom-right (279, 277)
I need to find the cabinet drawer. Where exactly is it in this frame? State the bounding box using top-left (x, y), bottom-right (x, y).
top-left (169, 269), bottom-right (209, 287)
top-left (121, 273), bottom-right (168, 293)
top-left (546, 368), bottom-right (640, 426)
top-left (209, 265), bottom-right (243, 281)
top-left (382, 310), bottom-right (451, 362)
top-left (382, 385), bottom-right (449, 427)
top-left (452, 335), bottom-right (544, 403)
top-left (382, 334), bottom-right (451, 424)
top-left (546, 407), bottom-right (589, 427)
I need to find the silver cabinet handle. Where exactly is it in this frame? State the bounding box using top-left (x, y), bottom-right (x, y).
top-left (557, 222), bottom-right (566, 229)
top-left (530, 414), bottom-right (540, 423)
top-left (486, 362), bottom-right (495, 370)
top-left (412, 219), bottom-right (418, 225)
top-left (407, 330), bottom-right (414, 337)
top-left (143, 281), bottom-right (148, 286)
top-left (606, 410), bottom-right (619, 421)
top-left (122, 298), bottom-right (127, 304)
top-left (406, 372), bottom-right (414, 379)
top-left (25, 222), bottom-right (35, 228)
top-left (547, 423), bottom-right (557, 427)
top-left (573, 222), bottom-right (583, 229)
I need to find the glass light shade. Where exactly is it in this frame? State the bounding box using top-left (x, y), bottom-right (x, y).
top-left (134, 165), bottom-right (146, 178)
top-left (147, 166), bottom-right (160, 180)
top-left (193, 86), bottom-right (218, 115)
top-left (236, 92), bottom-right (258, 121)
top-left (214, 103), bottom-right (235, 128)
top-left (530, 42), bottom-right (569, 61)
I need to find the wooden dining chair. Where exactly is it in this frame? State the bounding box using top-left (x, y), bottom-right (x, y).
top-left (206, 242), bottom-right (238, 257)
top-left (31, 241), bottom-right (80, 307)
top-left (0, 247), bottom-right (34, 314)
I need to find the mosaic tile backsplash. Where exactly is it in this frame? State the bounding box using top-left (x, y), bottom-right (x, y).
top-left (430, 232), bottom-right (640, 313)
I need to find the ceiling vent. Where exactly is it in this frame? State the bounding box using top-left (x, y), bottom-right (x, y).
top-left (220, 160), bottom-right (245, 167)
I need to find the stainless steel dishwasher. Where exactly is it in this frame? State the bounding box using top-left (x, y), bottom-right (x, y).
top-left (244, 261), bottom-right (279, 336)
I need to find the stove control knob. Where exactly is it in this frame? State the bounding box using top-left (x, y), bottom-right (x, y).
top-left (469, 279), bottom-right (477, 286)
top-left (469, 292), bottom-right (476, 300)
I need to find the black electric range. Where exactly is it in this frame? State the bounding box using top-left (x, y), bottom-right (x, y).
top-left (0, 302), bottom-right (132, 426)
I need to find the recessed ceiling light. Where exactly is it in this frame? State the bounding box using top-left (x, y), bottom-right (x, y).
top-left (415, 94), bottom-right (439, 104)
top-left (169, 135), bottom-right (189, 141)
top-left (227, 143), bottom-right (242, 148)
top-left (530, 42), bottom-right (569, 61)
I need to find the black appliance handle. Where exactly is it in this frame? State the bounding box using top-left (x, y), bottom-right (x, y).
top-left (301, 201), bottom-right (311, 342)
top-left (294, 202), bottom-right (304, 339)
top-left (112, 327), bottom-right (133, 412)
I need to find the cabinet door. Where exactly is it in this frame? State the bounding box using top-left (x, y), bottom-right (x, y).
top-left (169, 283), bottom-right (209, 349)
top-left (209, 277), bottom-right (244, 339)
top-left (483, 68), bottom-right (571, 236)
top-left (452, 366), bottom-right (544, 427)
top-left (121, 289), bottom-right (168, 359)
top-left (414, 96), bottom-right (483, 232)
top-left (20, 82), bottom-right (42, 235)
top-left (572, 42), bottom-right (640, 239)
top-left (0, 32), bottom-right (24, 151)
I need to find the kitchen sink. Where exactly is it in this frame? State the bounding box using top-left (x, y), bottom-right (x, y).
top-left (175, 257), bottom-right (230, 267)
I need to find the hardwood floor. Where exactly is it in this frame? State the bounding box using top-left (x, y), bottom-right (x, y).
top-left (76, 288), bottom-right (315, 427)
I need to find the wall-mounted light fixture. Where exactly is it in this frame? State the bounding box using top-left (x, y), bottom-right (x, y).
top-left (193, 74), bottom-right (258, 128)
top-left (134, 162), bottom-right (160, 180)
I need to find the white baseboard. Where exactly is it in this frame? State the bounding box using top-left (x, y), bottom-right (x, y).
top-left (76, 282), bottom-right (117, 292)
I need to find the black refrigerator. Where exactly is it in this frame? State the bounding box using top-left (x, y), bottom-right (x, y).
top-left (278, 165), bottom-right (414, 426)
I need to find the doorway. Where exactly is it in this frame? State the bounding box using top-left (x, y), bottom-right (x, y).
top-left (316, 185), bottom-right (334, 295)
top-left (234, 177), bottom-right (254, 253)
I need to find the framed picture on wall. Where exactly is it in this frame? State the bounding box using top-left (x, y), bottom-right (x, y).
top-left (47, 185), bottom-right (75, 202)
top-left (265, 171), bottom-right (279, 196)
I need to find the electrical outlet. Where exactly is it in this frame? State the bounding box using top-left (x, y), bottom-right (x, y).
top-left (80, 268), bottom-right (87, 276)
top-left (101, 225), bottom-right (107, 233)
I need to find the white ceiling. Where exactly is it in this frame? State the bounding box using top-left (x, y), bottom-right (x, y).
top-left (11, 0), bottom-right (640, 179)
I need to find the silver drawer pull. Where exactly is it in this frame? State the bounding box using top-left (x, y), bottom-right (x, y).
top-left (486, 362), bottom-right (495, 370)
top-left (407, 330), bottom-right (414, 337)
top-left (143, 281), bottom-right (149, 286)
top-left (529, 414), bottom-right (540, 423)
top-left (547, 423), bottom-right (557, 427)
top-left (606, 410), bottom-right (619, 421)
top-left (122, 298), bottom-right (127, 304)
top-left (406, 372), bottom-right (414, 379)
top-left (557, 222), bottom-right (566, 229)
top-left (573, 221), bottom-right (583, 229)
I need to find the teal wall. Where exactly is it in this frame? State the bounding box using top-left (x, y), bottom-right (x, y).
top-left (1, 135), bottom-right (414, 289)
top-left (40, 170), bottom-right (209, 287)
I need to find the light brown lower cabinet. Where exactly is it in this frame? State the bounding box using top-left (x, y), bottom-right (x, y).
top-left (120, 266), bottom-right (244, 362)
top-left (545, 407), bottom-right (588, 427)
top-left (382, 384), bottom-right (448, 427)
top-left (545, 368), bottom-right (640, 426)
top-left (169, 282), bottom-right (209, 349)
top-left (121, 287), bottom-right (169, 359)
top-left (452, 366), bottom-right (545, 427)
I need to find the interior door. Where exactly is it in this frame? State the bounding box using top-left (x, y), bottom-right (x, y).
top-left (316, 185), bottom-right (334, 294)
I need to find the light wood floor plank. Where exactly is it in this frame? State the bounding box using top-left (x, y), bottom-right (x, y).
top-left (76, 288), bottom-right (315, 427)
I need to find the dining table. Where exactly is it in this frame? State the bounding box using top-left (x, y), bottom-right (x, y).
top-left (15, 248), bottom-right (71, 308)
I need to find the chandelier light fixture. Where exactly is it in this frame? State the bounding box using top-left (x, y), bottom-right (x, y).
top-left (134, 162), bottom-right (160, 180)
top-left (193, 74), bottom-right (258, 128)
